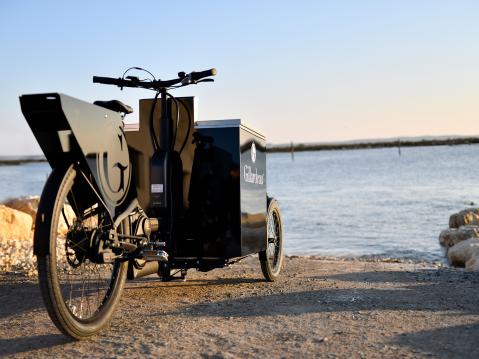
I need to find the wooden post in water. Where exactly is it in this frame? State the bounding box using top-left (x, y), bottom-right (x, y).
top-left (291, 141), bottom-right (294, 161)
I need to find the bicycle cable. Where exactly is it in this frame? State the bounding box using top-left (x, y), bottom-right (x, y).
top-left (176, 98), bottom-right (192, 155)
top-left (122, 66), bottom-right (156, 81)
top-left (166, 92), bottom-right (181, 151)
top-left (149, 91), bottom-right (160, 151)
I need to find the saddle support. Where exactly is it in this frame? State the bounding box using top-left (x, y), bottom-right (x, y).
top-left (94, 100), bottom-right (133, 114)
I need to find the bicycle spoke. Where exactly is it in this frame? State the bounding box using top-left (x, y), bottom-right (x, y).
top-left (55, 174), bottom-right (118, 321)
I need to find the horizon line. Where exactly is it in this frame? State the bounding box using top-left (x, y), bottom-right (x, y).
top-left (2, 134), bottom-right (479, 158)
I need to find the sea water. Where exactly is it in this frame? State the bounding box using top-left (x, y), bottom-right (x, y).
top-left (1, 145), bottom-right (478, 261)
top-left (267, 145), bottom-right (479, 261)
top-left (0, 161), bottom-right (50, 201)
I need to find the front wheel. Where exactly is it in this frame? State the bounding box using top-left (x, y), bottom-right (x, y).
top-left (259, 198), bottom-right (284, 281)
top-left (35, 165), bottom-right (128, 339)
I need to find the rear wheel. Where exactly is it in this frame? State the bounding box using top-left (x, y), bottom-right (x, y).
top-left (259, 198), bottom-right (283, 281)
top-left (35, 165), bottom-right (128, 339)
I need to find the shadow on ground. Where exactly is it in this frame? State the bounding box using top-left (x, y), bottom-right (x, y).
top-left (391, 322), bottom-right (479, 359)
top-left (0, 277), bottom-right (42, 320)
top-left (162, 269), bottom-right (479, 318)
top-left (0, 334), bottom-right (72, 356)
top-left (321, 267), bottom-right (479, 284)
top-left (169, 268), bottom-right (479, 358)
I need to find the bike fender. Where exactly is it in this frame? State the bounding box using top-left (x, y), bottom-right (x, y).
top-left (20, 93), bottom-right (136, 221)
top-left (33, 166), bottom-right (67, 256)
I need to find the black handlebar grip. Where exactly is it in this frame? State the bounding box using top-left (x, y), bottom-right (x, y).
top-left (190, 68), bottom-right (217, 81)
top-left (92, 76), bottom-right (122, 85)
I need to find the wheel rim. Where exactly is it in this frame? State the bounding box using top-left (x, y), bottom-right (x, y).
top-left (52, 168), bottom-right (122, 322)
top-left (267, 208), bottom-right (281, 273)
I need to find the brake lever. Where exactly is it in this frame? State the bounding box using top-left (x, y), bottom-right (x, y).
top-left (181, 77), bottom-right (192, 86)
top-left (180, 77), bottom-right (214, 86)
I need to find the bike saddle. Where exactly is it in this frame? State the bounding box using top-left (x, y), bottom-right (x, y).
top-left (94, 100), bottom-right (133, 114)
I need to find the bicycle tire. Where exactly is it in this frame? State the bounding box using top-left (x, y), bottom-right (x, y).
top-left (259, 198), bottom-right (284, 281)
top-left (36, 165), bottom-right (128, 339)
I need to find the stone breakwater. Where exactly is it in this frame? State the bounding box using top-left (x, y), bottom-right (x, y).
top-left (439, 208), bottom-right (479, 271)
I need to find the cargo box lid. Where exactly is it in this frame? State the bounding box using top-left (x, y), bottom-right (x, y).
top-left (195, 119), bottom-right (265, 141)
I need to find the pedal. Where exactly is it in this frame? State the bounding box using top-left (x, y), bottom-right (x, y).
top-left (142, 249), bottom-right (169, 262)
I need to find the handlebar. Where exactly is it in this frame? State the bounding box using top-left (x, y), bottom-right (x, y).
top-left (92, 76), bottom-right (122, 86)
top-left (92, 68), bottom-right (217, 90)
top-left (190, 68), bottom-right (217, 81)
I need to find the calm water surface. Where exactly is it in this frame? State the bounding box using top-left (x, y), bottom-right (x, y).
top-left (1, 145), bottom-right (478, 261)
top-left (0, 162), bottom-right (50, 201)
top-left (267, 145), bottom-right (479, 261)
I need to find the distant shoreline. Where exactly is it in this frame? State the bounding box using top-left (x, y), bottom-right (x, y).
top-left (267, 136), bottom-right (479, 153)
top-left (0, 157), bottom-right (47, 166)
top-left (2, 137), bottom-right (478, 163)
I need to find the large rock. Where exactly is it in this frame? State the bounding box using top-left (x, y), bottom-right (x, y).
top-left (3, 196), bottom-right (40, 224)
top-left (449, 208), bottom-right (479, 228)
top-left (0, 205), bottom-right (33, 242)
top-left (465, 256), bottom-right (479, 271)
top-left (447, 238), bottom-right (479, 268)
top-left (438, 225), bottom-right (479, 248)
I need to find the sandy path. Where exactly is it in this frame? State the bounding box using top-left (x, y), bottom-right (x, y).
top-left (1, 256), bottom-right (479, 358)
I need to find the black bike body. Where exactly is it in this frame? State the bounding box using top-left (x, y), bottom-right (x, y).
top-left (20, 92), bottom-right (268, 271)
top-left (19, 68), bottom-right (283, 339)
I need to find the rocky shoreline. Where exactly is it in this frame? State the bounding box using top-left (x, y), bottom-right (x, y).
top-left (0, 196), bottom-right (476, 278)
top-left (0, 197), bottom-right (38, 276)
top-left (439, 208), bottom-right (479, 271)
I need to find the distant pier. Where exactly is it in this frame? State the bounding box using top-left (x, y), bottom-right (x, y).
top-left (0, 157), bottom-right (47, 166)
top-left (267, 136), bottom-right (479, 153)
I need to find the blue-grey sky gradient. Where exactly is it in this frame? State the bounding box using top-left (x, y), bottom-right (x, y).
top-left (1, 1), bottom-right (478, 155)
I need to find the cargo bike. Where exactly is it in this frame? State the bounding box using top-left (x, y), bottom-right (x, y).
top-left (19, 68), bottom-right (283, 339)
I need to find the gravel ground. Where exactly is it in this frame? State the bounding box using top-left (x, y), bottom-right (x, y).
top-left (0, 239), bottom-right (36, 277)
top-left (1, 256), bottom-right (479, 358)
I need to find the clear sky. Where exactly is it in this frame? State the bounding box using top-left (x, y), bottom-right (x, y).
top-left (1, 1), bottom-right (478, 155)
